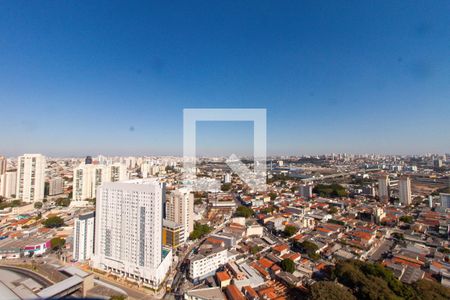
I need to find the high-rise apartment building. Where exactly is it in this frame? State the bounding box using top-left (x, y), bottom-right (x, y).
top-left (49, 177), bottom-right (64, 196)
top-left (378, 174), bottom-right (390, 202)
top-left (106, 163), bottom-right (127, 182)
top-left (299, 183), bottom-right (313, 199)
top-left (440, 193), bottom-right (450, 210)
top-left (93, 179), bottom-right (172, 288)
top-left (73, 163), bottom-right (127, 201)
top-left (0, 171), bottom-right (17, 199)
top-left (16, 154), bottom-right (46, 202)
top-left (0, 156), bottom-right (6, 175)
top-left (399, 176), bottom-right (412, 206)
top-left (73, 211), bottom-right (95, 261)
top-left (166, 188), bottom-right (194, 243)
top-left (73, 164), bottom-right (106, 201)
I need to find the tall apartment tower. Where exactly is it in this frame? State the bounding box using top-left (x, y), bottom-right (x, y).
top-left (73, 211), bottom-right (95, 261)
top-left (0, 171), bottom-right (17, 199)
top-left (106, 163), bottom-right (128, 182)
top-left (73, 164), bottom-right (106, 201)
top-left (16, 154), bottom-right (46, 202)
top-left (49, 177), bottom-right (64, 196)
top-left (93, 179), bottom-right (172, 288)
top-left (378, 174), bottom-right (390, 202)
top-left (399, 176), bottom-right (412, 206)
top-left (0, 156), bottom-right (6, 175)
top-left (166, 188), bottom-right (194, 243)
top-left (299, 183), bottom-right (313, 199)
top-left (73, 163), bottom-right (127, 201)
top-left (440, 193), bottom-right (450, 210)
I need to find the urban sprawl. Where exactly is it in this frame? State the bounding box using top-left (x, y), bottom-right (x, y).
top-left (0, 153), bottom-right (450, 300)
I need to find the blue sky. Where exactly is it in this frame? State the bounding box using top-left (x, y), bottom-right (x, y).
top-left (0, 1), bottom-right (449, 157)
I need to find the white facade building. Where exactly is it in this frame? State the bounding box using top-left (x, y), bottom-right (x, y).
top-left (166, 188), bottom-right (194, 243)
top-left (73, 163), bottom-right (127, 201)
top-left (399, 176), bottom-right (412, 206)
top-left (73, 211), bottom-right (95, 261)
top-left (189, 248), bottom-right (231, 281)
top-left (73, 164), bottom-right (106, 201)
top-left (0, 171), bottom-right (17, 199)
top-left (93, 179), bottom-right (172, 288)
top-left (16, 154), bottom-right (46, 202)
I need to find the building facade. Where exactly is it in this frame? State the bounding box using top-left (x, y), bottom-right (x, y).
top-left (378, 174), bottom-right (390, 202)
top-left (0, 171), bottom-right (17, 199)
top-left (49, 177), bottom-right (64, 196)
top-left (399, 176), bottom-right (412, 206)
top-left (73, 211), bottom-right (95, 261)
top-left (166, 188), bottom-right (194, 243)
top-left (93, 179), bottom-right (172, 288)
top-left (16, 154), bottom-right (46, 202)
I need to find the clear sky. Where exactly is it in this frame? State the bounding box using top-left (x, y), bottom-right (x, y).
top-left (0, 1), bottom-right (449, 157)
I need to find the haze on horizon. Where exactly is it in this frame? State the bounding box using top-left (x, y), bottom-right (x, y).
top-left (0, 1), bottom-right (449, 157)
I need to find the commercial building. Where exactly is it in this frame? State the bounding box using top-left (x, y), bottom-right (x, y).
top-left (73, 211), bottom-right (95, 261)
top-left (93, 179), bottom-right (172, 288)
top-left (16, 154), bottom-right (46, 202)
top-left (399, 176), bottom-right (412, 206)
top-left (162, 219), bottom-right (184, 249)
top-left (49, 177), bottom-right (64, 196)
top-left (166, 188), bottom-right (194, 243)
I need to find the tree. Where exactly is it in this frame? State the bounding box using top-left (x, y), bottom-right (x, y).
top-left (221, 183), bottom-right (232, 192)
top-left (251, 245), bottom-right (262, 255)
top-left (399, 215), bottom-right (413, 224)
top-left (189, 222), bottom-right (212, 240)
top-left (235, 206), bottom-right (254, 218)
top-left (55, 198), bottom-right (70, 207)
top-left (280, 258), bottom-right (295, 273)
top-left (313, 184), bottom-right (347, 198)
top-left (308, 281), bottom-right (356, 300)
top-left (328, 206), bottom-right (338, 214)
top-left (50, 237), bottom-right (66, 250)
top-left (34, 202), bottom-right (43, 209)
top-left (42, 216), bottom-right (64, 228)
top-left (293, 241), bottom-right (320, 260)
top-left (284, 225), bottom-right (298, 237)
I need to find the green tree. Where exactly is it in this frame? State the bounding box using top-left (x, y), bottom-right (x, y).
top-left (34, 202), bottom-right (43, 209)
top-left (284, 225), bottom-right (298, 237)
top-left (313, 184), bottom-right (347, 198)
top-left (42, 216), bottom-right (64, 228)
top-left (328, 206), bottom-right (338, 214)
top-left (280, 258), bottom-right (295, 273)
top-left (250, 246), bottom-right (262, 255)
top-left (50, 237), bottom-right (66, 250)
top-left (308, 281), bottom-right (356, 300)
top-left (235, 206), bottom-right (254, 218)
top-left (189, 222), bottom-right (212, 240)
top-left (399, 215), bottom-right (413, 224)
top-left (55, 198), bottom-right (70, 207)
top-left (221, 183), bottom-right (232, 192)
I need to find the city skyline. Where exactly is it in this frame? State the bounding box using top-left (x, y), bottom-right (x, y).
top-left (1, 1), bottom-right (450, 156)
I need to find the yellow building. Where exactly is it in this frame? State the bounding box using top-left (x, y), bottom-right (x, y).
top-left (162, 219), bottom-right (184, 249)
